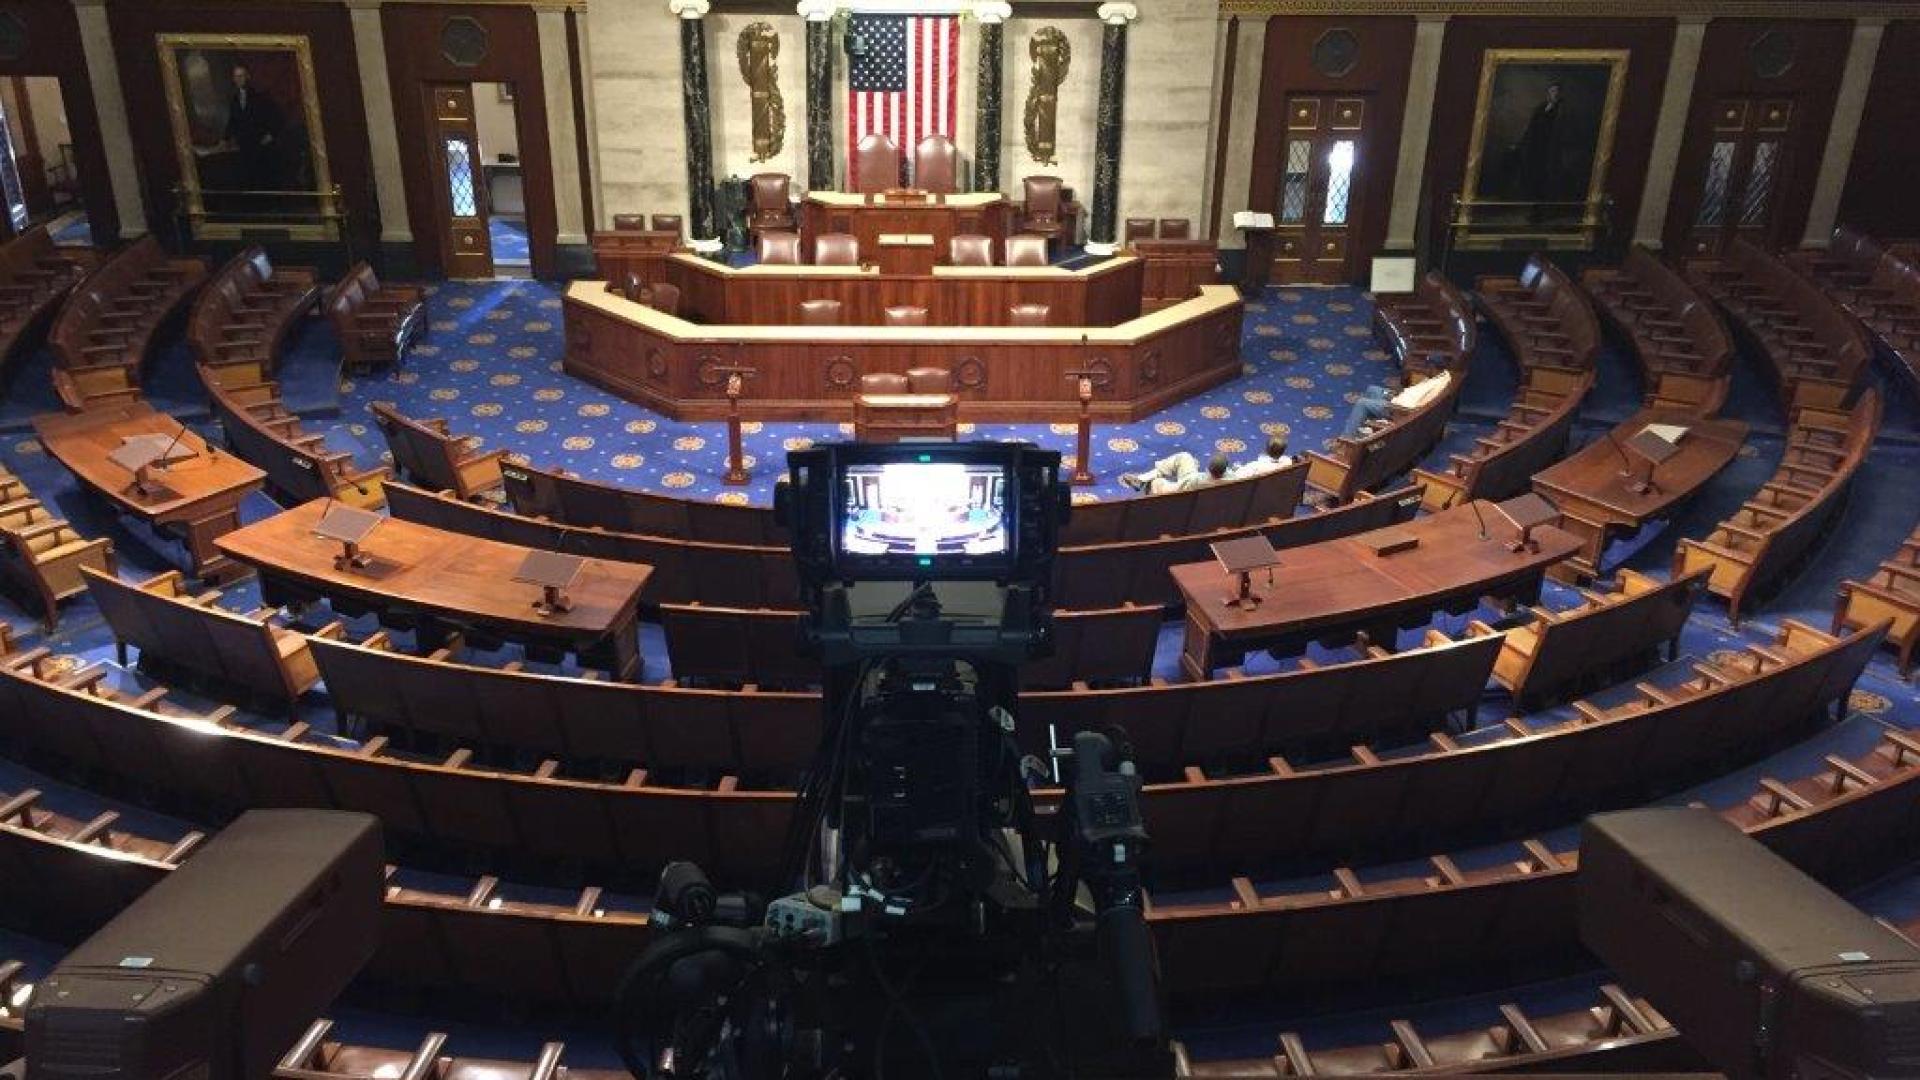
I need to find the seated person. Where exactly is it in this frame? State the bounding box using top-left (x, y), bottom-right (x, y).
top-left (1121, 451), bottom-right (1233, 495)
top-left (1340, 369), bottom-right (1452, 438)
top-left (1234, 437), bottom-right (1293, 477)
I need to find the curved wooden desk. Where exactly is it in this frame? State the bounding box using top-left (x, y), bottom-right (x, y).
top-left (215, 500), bottom-right (652, 680)
top-left (1172, 500), bottom-right (1580, 679)
top-left (1533, 410), bottom-right (1749, 580)
top-left (33, 402), bottom-right (265, 582)
top-left (563, 281), bottom-right (1244, 423)
top-left (663, 251), bottom-right (1144, 326)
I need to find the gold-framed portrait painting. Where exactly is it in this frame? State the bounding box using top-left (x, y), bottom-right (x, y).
top-left (157, 33), bottom-right (337, 239)
top-left (1456, 48), bottom-right (1629, 250)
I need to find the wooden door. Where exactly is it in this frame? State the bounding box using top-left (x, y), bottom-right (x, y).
top-left (1684, 97), bottom-right (1794, 256)
top-left (426, 83), bottom-right (492, 278)
top-left (1269, 95), bottom-right (1366, 285)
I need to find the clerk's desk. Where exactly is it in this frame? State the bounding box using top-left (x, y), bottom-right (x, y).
top-left (662, 251), bottom-right (1144, 326)
top-left (800, 190), bottom-right (1012, 263)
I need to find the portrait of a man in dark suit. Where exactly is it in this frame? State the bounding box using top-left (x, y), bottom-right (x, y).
top-left (223, 62), bottom-right (287, 191)
top-left (1463, 52), bottom-right (1626, 241)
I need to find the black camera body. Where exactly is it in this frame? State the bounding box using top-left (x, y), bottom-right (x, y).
top-left (614, 442), bottom-right (1169, 1078)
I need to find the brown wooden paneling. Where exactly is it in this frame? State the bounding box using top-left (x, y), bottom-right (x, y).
top-left (0, 0), bottom-right (117, 242)
top-left (104, 0), bottom-right (376, 255)
top-left (1838, 20), bottom-right (1920, 240)
top-left (1423, 17), bottom-right (1676, 259)
top-left (1248, 15), bottom-right (1415, 280)
top-left (1662, 18), bottom-right (1852, 253)
top-left (381, 3), bottom-right (557, 279)
top-left (658, 258), bottom-right (1144, 327)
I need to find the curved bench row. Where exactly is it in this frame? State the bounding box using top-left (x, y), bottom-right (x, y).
top-left (0, 226), bottom-right (93, 383)
top-left (1582, 243), bottom-right (1735, 417)
top-left (47, 236), bottom-right (204, 411)
top-left (1475, 255), bottom-right (1602, 371)
top-left (1684, 237), bottom-right (1871, 412)
top-left (1412, 364), bottom-right (1593, 513)
top-left (1367, 270), bottom-right (1476, 378)
top-left (1789, 226), bottom-right (1920, 393)
top-left (1675, 390), bottom-right (1879, 623)
top-left (1834, 519), bottom-right (1920, 679)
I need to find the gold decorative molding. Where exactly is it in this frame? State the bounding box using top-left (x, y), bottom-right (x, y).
top-left (1218, 0), bottom-right (1920, 17)
top-left (108, 0), bottom-right (588, 10)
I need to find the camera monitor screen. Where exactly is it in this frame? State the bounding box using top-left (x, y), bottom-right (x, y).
top-left (839, 458), bottom-right (1010, 573)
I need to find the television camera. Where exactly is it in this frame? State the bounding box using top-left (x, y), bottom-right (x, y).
top-left (611, 441), bottom-right (1170, 1079)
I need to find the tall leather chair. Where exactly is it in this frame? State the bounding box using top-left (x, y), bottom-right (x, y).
top-left (949, 234), bottom-right (993, 266)
top-left (855, 133), bottom-right (902, 193)
top-left (1124, 218), bottom-right (1157, 246)
top-left (1018, 176), bottom-right (1065, 244)
top-left (907, 367), bottom-right (953, 393)
top-left (1004, 234), bottom-right (1049, 267)
top-left (612, 214), bottom-right (648, 231)
top-left (652, 214), bottom-right (684, 235)
top-left (859, 372), bottom-right (910, 394)
top-left (799, 299), bottom-right (844, 325)
top-left (1158, 218), bottom-right (1191, 240)
top-left (814, 233), bottom-right (860, 266)
top-left (758, 230), bottom-right (802, 265)
top-left (914, 134), bottom-right (959, 194)
top-left (1008, 303), bottom-right (1050, 327)
top-left (645, 281), bottom-right (682, 317)
top-left (884, 305), bottom-right (929, 327)
top-left (748, 174), bottom-right (796, 237)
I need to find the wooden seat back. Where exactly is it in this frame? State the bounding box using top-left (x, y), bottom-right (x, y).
top-left (501, 459), bottom-right (785, 545)
top-left (1483, 567), bottom-right (1708, 706)
top-left (1304, 371), bottom-right (1463, 504)
top-left (369, 402), bottom-right (504, 499)
top-left (81, 566), bottom-right (318, 704)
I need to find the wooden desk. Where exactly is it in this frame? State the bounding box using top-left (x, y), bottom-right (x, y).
top-left (801, 191), bottom-right (1011, 263)
top-left (590, 229), bottom-right (681, 289)
top-left (1171, 501), bottom-right (1581, 679)
top-left (875, 233), bottom-right (937, 276)
top-left (215, 500), bottom-right (652, 680)
top-left (1132, 239), bottom-right (1220, 311)
top-left (33, 402), bottom-right (265, 582)
top-left (1532, 410), bottom-right (1749, 580)
top-left (853, 392), bottom-right (958, 442)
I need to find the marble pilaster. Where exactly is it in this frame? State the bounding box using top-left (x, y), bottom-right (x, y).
top-left (1383, 14), bottom-right (1447, 252)
top-left (348, 0), bottom-right (410, 243)
top-left (73, 0), bottom-right (145, 237)
top-left (802, 2), bottom-right (835, 191)
top-left (672, 0), bottom-right (719, 248)
top-left (1634, 17), bottom-right (1707, 247)
top-left (1087, 3), bottom-right (1137, 256)
top-left (974, 2), bottom-right (1010, 193)
top-left (1802, 18), bottom-right (1886, 247)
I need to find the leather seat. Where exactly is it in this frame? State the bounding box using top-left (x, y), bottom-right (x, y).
top-left (1158, 218), bottom-right (1191, 240)
top-left (747, 173), bottom-right (795, 237)
top-left (859, 372), bottom-right (909, 394)
top-left (757, 231), bottom-right (802, 265)
top-left (855, 133), bottom-right (901, 193)
top-left (651, 214), bottom-right (684, 235)
top-left (1009, 303), bottom-right (1050, 327)
top-left (1125, 218), bottom-right (1157, 245)
top-left (906, 367), bottom-right (951, 393)
top-left (814, 232), bottom-right (860, 266)
top-left (949, 234), bottom-right (993, 266)
top-left (799, 299), bottom-right (844, 325)
top-left (884, 306), bottom-right (928, 327)
top-left (1019, 176), bottom-right (1065, 244)
top-left (645, 281), bottom-right (682, 317)
top-left (1005, 234), bottom-right (1049, 267)
top-left (914, 134), bottom-right (959, 194)
top-left (612, 213), bottom-right (648, 230)
top-left (621, 271), bottom-right (647, 303)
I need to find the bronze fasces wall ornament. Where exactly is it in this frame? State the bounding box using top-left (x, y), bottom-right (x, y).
top-left (737, 22), bottom-right (786, 163)
top-left (1024, 26), bottom-right (1071, 166)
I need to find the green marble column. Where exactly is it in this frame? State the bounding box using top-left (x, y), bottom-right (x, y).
top-left (802, 1), bottom-right (835, 190)
top-left (1088, 4), bottom-right (1136, 254)
top-left (973, 4), bottom-right (1010, 192)
top-left (672, 0), bottom-right (718, 245)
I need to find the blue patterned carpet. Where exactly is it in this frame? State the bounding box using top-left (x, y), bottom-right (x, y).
top-left (2, 275), bottom-right (1919, 1065)
top-left (47, 211), bottom-right (91, 248)
top-left (489, 217), bottom-right (530, 265)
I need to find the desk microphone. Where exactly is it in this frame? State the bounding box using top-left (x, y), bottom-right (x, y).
top-left (1602, 427), bottom-right (1633, 472)
top-left (1468, 498), bottom-right (1490, 541)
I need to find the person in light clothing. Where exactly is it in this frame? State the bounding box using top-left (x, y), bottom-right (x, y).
top-left (1120, 452), bottom-right (1233, 495)
top-left (1340, 369), bottom-right (1453, 438)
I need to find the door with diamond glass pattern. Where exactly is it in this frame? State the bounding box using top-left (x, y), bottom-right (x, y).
top-left (1270, 95), bottom-right (1365, 285)
top-left (428, 84), bottom-right (493, 278)
top-left (1685, 98), bottom-right (1794, 256)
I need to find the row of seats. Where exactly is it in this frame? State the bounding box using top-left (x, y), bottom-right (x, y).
top-left (1674, 390), bottom-right (1880, 623)
top-left (789, 295), bottom-right (1053, 327)
top-left (1471, 567), bottom-right (1707, 709)
top-left (203, 380), bottom-right (390, 511)
top-left (610, 212), bottom-right (684, 234)
top-left (1474, 255), bottom-right (1603, 371)
top-left (1684, 237), bottom-right (1871, 411)
top-left (324, 262), bottom-right (426, 375)
top-left (1169, 724), bottom-right (1920, 1060)
top-left (0, 225), bottom-right (93, 375)
top-left (47, 236), bottom-right (205, 410)
top-left (2, 612), bottom-right (1880, 888)
top-left (370, 402), bottom-right (505, 502)
top-left (503, 458), bottom-right (784, 545)
top-left (1304, 367), bottom-right (1464, 506)
top-left (660, 601), bottom-right (1163, 691)
top-left (1412, 364), bottom-right (1594, 512)
top-left (1367, 270), bottom-right (1476, 377)
top-left (1789, 225), bottom-right (1920, 391)
top-left (0, 462), bottom-right (114, 628)
top-left (1582, 243), bottom-right (1736, 416)
top-left (185, 247), bottom-right (321, 390)
top-left (1834, 519), bottom-right (1920, 679)
top-left (755, 230), bottom-right (1051, 269)
top-left (8, 704), bottom-right (1914, 1021)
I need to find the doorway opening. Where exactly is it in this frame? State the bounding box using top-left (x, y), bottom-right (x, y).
top-left (474, 81), bottom-right (527, 275)
top-left (0, 75), bottom-right (87, 246)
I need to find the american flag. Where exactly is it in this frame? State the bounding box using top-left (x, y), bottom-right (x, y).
top-left (847, 13), bottom-right (958, 190)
